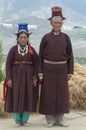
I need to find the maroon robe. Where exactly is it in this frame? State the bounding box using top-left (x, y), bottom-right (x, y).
top-left (5, 44), bottom-right (38, 112)
top-left (38, 31), bottom-right (74, 114)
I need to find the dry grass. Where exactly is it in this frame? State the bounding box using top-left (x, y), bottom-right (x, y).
top-left (0, 63), bottom-right (86, 117)
top-left (0, 81), bottom-right (10, 117)
top-left (69, 63), bottom-right (86, 109)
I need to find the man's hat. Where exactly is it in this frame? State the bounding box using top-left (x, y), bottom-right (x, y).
top-left (15, 23), bottom-right (32, 36)
top-left (48, 6), bottom-right (66, 20)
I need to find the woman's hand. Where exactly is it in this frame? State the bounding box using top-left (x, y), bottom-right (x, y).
top-left (33, 79), bottom-right (37, 87)
top-left (7, 79), bottom-right (13, 87)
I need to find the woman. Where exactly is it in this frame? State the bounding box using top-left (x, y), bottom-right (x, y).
top-left (4, 23), bottom-right (38, 127)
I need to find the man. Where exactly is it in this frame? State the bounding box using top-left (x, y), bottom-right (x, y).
top-left (38, 6), bottom-right (74, 127)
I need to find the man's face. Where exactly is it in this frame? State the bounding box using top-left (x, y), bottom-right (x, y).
top-left (50, 16), bottom-right (63, 33)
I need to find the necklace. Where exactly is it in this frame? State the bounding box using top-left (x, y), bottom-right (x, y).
top-left (18, 44), bottom-right (28, 56)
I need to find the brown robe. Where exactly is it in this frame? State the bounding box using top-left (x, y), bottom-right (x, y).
top-left (38, 31), bottom-right (74, 114)
top-left (5, 44), bottom-right (38, 112)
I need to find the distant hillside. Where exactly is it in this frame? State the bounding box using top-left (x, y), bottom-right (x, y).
top-left (0, 21), bottom-right (86, 57)
top-left (0, 0), bottom-right (86, 56)
top-left (0, 0), bottom-right (86, 26)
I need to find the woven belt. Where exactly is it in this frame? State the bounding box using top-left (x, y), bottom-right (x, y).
top-left (44, 59), bottom-right (67, 65)
top-left (13, 61), bottom-right (33, 65)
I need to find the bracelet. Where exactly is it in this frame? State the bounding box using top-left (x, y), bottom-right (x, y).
top-left (38, 73), bottom-right (44, 76)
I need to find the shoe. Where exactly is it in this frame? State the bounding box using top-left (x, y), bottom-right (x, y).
top-left (58, 123), bottom-right (69, 127)
top-left (16, 122), bottom-right (22, 127)
top-left (22, 122), bottom-right (31, 127)
top-left (45, 123), bottom-right (54, 127)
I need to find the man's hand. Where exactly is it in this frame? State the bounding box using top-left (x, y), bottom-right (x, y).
top-left (67, 74), bottom-right (72, 80)
top-left (38, 73), bottom-right (43, 82)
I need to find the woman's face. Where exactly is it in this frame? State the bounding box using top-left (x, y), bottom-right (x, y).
top-left (18, 32), bottom-right (29, 46)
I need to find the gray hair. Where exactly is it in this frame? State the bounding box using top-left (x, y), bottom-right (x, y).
top-left (51, 16), bottom-right (63, 21)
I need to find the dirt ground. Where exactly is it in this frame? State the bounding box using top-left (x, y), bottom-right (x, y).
top-left (0, 110), bottom-right (86, 130)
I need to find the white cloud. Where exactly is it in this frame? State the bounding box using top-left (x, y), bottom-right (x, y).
top-left (2, 23), bottom-right (13, 28)
top-left (31, 7), bottom-right (50, 19)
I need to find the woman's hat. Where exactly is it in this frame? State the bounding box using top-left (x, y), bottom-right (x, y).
top-left (48, 6), bottom-right (66, 20)
top-left (14, 23), bottom-right (32, 36)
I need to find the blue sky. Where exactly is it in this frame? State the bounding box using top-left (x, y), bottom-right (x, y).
top-left (0, 0), bottom-right (86, 23)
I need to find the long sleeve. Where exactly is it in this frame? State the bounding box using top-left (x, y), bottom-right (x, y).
top-left (32, 48), bottom-right (38, 79)
top-left (38, 44), bottom-right (43, 74)
top-left (66, 36), bottom-right (74, 74)
top-left (38, 35), bottom-right (47, 74)
top-left (6, 47), bottom-right (15, 81)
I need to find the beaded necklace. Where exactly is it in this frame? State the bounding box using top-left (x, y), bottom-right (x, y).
top-left (18, 44), bottom-right (28, 56)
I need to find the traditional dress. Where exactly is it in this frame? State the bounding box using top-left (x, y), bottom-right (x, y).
top-left (38, 31), bottom-right (74, 114)
top-left (5, 44), bottom-right (38, 113)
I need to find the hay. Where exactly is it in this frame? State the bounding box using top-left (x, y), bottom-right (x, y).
top-left (69, 63), bottom-right (86, 109)
top-left (0, 82), bottom-right (10, 117)
top-left (0, 63), bottom-right (86, 117)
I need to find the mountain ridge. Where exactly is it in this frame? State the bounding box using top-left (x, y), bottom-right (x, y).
top-left (0, 0), bottom-right (86, 26)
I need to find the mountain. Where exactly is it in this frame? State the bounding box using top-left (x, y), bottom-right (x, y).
top-left (0, 0), bottom-right (86, 56)
top-left (0, 0), bottom-right (86, 26)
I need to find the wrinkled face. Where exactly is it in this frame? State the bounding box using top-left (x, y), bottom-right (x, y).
top-left (50, 16), bottom-right (63, 33)
top-left (18, 32), bottom-right (29, 46)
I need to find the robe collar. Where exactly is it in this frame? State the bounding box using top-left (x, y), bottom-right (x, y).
top-left (52, 29), bottom-right (61, 36)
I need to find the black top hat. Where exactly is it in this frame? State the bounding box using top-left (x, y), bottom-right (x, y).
top-left (48, 6), bottom-right (66, 20)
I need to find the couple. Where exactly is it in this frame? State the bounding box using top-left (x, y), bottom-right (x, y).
top-left (4, 6), bottom-right (74, 127)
